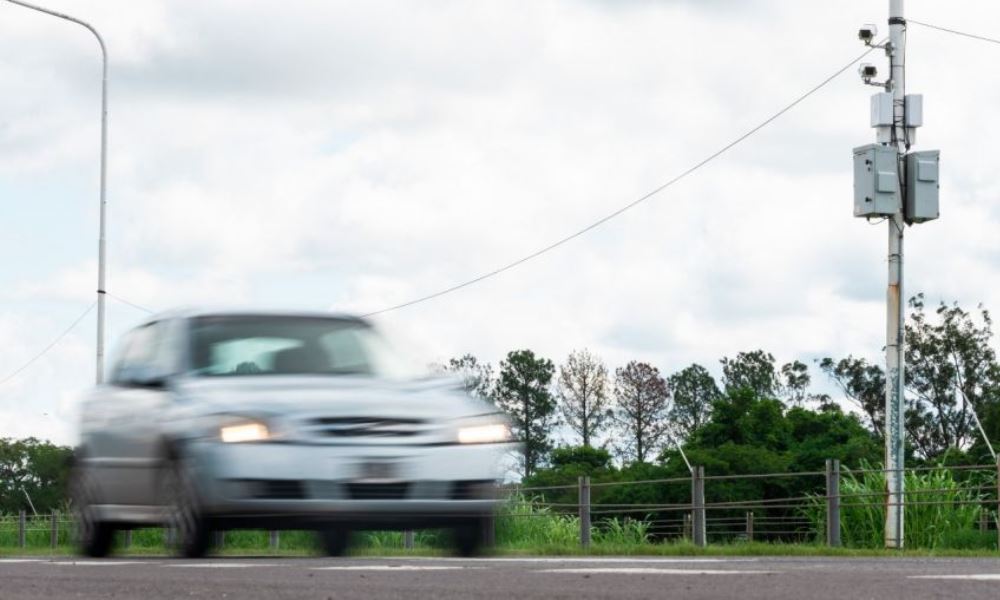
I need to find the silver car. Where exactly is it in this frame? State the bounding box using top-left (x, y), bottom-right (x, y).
top-left (71, 309), bottom-right (513, 558)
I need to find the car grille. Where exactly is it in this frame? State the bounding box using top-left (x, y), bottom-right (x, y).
top-left (451, 480), bottom-right (496, 500)
top-left (346, 482), bottom-right (410, 500)
top-left (244, 479), bottom-right (307, 500)
top-left (304, 417), bottom-right (427, 438)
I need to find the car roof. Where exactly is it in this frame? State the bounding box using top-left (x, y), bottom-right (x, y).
top-left (138, 307), bottom-right (371, 327)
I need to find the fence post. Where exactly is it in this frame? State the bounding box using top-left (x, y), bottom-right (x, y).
top-left (683, 514), bottom-right (691, 541)
top-left (269, 530), bottom-right (280, 551)
top-left (578, 476), bottom-right (591, 549)
top-left (214, 530), bottom-right (225, 549)
top-left (826, 459), bottom-right (841, 547)
top-left (403, 530), bottom-right (414, 550)
top-left (691, 466), bottom-right (705, 547)
top-left (980, 511), bottom-right (988, 534)
top-left (50, 512), bottom-right (58, 549)
top-left (18, 510), bottom-right (26, 548)
top-left (745, 511), bottom-right (754, 543)
top-left (124, 530), bottom-right (132, 549)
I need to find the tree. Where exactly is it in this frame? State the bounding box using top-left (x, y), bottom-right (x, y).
top-left (556, 349), bottom-right (611, 447)
top-left (442, 354), bottom-right (495, 402)
top-left (613, 361), bottom-right (670, 464)
top-left (0, 437), bottom-right (73, 514)
top-left (780, 360), bottom-right (812, 407)
top-left (821, 296), bottom-right (1000, 459)
top-left (905, 294), bottom-right (1000, 457)
top-left (819, 355), bottom-right (886, 437)
top-left (666, 364), bottom-right (720, 442)
top-left (720, 350), bottom-right (780, 398)
top-left (494, 349), bottom-right (557, 478)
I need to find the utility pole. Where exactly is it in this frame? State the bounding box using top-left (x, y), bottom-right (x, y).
top-left (853, 0), bottom-right (939, 549)
top-left (884, 0), bottom-right (907, 552)
top-left (4, 0), bottom-right (110, 384)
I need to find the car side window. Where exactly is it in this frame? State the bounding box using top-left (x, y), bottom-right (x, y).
top-left (111, 321), bottom-right (171, 385)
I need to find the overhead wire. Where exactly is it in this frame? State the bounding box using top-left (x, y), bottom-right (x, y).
top-left (0, 301), bottom-right (96, 388)
top-left (361, 43), bottom-right (882, 317)
top-left (908, 19), bottom-right (1000, 46)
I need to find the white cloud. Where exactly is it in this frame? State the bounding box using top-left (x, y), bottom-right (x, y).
top-left (2, 0), bottom-right (1000, 443)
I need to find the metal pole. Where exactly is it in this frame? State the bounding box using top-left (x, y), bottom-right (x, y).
top-left (403, 529), bottom-right (414, 550)
top-left (578, 476), bottom-right (591, 548)
top-left (18, 510), bottom-right (26, 548)
top-left (883, 0), bottom-right (907, 550)
top-left (269, 530), bottom-right (279, 551)
top-left (683, 513), bottom-right (691, 541)
top-left (124, 529), bottom-right (132, 549)
top-left (3, 0), bottom-right (110, 384)
top-left (692, 466), bottom-right (705, 547)
top-left (745, 511), bottom-right (754, 543)
top-left (826, 459), bottom-right (841, 547)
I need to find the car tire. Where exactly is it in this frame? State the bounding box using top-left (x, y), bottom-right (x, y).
top-left (69, 466), bottom-right (115, 558)
top-left (452, 517), bottom-right (488, 557)
top-left (162, 459), bottom-right (212, 559)
top-left (318, 527), bottom-right (352, 557)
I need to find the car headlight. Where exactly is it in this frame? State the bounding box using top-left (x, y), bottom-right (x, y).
top-left (457, 422), bottom-right (511, 445)
top-left (220, 422), bottom-right (270, 443)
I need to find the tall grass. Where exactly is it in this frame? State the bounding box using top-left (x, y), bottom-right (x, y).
top-left (805, 462), bottom-right (994, 549)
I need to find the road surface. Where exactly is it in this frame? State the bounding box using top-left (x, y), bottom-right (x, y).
top-left (2, 555), bottom-right (1000, 599)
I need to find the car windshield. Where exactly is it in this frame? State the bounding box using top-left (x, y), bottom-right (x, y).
top-left (189, 315), bottom-right (403, 378)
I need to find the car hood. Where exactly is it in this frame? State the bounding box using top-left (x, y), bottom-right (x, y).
top-left (172, 374), bottom-right (495, 422)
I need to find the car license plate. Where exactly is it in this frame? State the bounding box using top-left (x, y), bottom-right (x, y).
top-left (356, 460), bottom-right (399, 482)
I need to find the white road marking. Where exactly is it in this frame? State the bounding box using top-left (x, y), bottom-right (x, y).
top-left (49, 561), bottom-right (148, 566)
top-left (0, 559), bottom-right (43, 564)
top-left (910, 574), bottom-right (1000, 581)
top-left (538, 568), bottom-right (778, 575)
top-left (313, 565), bottom-right (473, 571)
top-left (167, 562), bottom-right (277, 568)
top-left (398, 557), bottom-right (755, 564)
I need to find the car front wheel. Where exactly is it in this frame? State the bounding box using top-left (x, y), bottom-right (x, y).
top-left (69, 466), bottom-right (115, 558)
top-left (162, 460), bottom-right (212, 558)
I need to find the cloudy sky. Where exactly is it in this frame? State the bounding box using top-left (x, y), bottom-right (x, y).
top-left (1, 0), bottom-right (999, 444)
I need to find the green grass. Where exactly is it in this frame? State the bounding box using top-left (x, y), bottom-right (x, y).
top-left (803, 462), bottom-right (996, 549)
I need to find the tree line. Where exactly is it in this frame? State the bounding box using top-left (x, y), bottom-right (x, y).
top-left (439, 295), bottom-right (1000, 478)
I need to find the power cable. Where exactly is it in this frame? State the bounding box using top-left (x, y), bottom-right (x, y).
top-left (106, 291), bottom-right (154, 314)
top-left (0, 301), bottom-right (96, 388)
top-left (361, 44), bottom-right (881, 317)
top-left (908, 19), bottom-right (1000, 46)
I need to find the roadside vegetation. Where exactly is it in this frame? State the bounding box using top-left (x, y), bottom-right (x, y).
top-left (3, 294), bottom-right (1000, 554)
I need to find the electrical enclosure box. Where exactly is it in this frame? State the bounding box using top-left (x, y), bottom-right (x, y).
top-left (905, 94), bottom-right (923, 127)
top-left (853, 144), bottom-right (899, 217)
top-left (871, 93), bottom-right (894, 127)
top-left (905, 150), bottom-right (939, 223)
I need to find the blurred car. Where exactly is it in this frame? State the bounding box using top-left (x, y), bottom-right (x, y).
top-left (70, 309), bottom-right (513, 558)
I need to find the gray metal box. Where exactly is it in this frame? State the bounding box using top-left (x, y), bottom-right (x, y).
top-left (853, 144), bottom-right (899, 217)
top-left (905, 150), bottom-right (939, 223)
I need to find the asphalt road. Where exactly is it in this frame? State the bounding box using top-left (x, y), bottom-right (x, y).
top-left (2, 555), bottom-right (1000, 599)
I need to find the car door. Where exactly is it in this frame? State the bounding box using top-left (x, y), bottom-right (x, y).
top-left (99, 320), bottom-right (175, 506)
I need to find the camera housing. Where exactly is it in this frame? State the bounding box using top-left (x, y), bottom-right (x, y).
top-left (859, 63), bottom-right (878, 83)
top-left (858, 24), bottom-right (878, 44)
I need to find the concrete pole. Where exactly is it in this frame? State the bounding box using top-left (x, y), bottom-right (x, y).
top-left (3, 0), bottom-right (110, 383)
top-left (884, 0), bottom-right (907, 550)
top-left (691, 466), bottom-right (706, 547)
top-left (826, 459), bottom-right (841, 547)
top-left (578, 476), bottom-right (591, 549)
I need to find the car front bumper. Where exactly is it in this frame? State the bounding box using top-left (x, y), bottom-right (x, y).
top-left (185, 439), bottom-right (511, 528)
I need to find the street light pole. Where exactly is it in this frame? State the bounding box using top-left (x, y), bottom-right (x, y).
top-left (4, 0), bottom-right (109, 383)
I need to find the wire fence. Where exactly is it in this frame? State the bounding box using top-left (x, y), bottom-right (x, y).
top-left (3, 460), bottom-right (998, 552)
